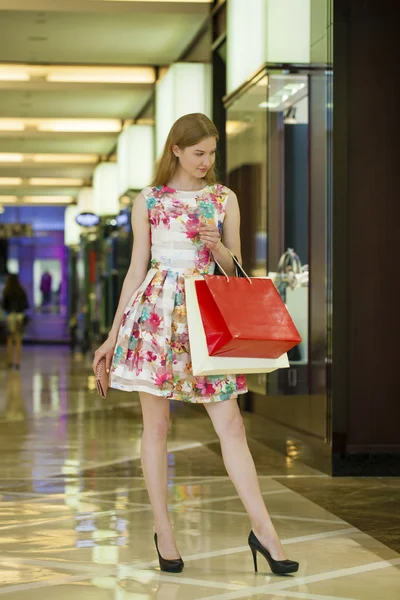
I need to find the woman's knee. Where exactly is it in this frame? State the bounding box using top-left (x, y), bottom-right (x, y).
top-left (140, 394), bottom-right (170, 440)
top-left (148, 415), bottom-right (169, 440)
top-left (215, 412), bottom-right (246, 441)
top-left (143, 414), bottom-right (170, 440)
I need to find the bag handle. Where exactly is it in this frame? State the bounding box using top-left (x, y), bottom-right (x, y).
top-left (213, 248), bottom-right (252, 284)
top-left (277, 248), bottom-right (302, 274)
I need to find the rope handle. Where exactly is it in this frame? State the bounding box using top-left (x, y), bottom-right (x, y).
top-left (213, 248), bottom-right (252, 284)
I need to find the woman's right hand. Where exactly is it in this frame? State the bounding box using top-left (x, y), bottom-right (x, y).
top-left (92, 335), bottom-right (117, 375)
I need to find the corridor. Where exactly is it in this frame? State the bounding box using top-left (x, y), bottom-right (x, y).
top-left (0, 347), bottom-right (399, 599)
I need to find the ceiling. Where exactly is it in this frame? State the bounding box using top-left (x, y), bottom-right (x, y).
top-left (0, 0), bottom-right (211, 206)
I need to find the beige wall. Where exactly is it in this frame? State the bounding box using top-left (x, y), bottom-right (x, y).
top-left (310, 0), bottom-right (333, 63)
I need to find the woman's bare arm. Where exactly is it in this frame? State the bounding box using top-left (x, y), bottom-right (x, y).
top-left (92, 192), bottom-right (150, 373)
top-left (108, 192), bottom-right (151, 341)
top-left (211, 190), bottom-right (242, 275)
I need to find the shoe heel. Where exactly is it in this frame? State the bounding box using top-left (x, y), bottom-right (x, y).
top-left (250, 545), bottom-right (258, 572)
top-left (154, 533), bottom-right (184, 573)
top-left (248, 530), bottom-right (299, 575)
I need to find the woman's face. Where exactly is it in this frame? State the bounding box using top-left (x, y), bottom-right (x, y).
top-left (173, 136), bottom-right (217, 179)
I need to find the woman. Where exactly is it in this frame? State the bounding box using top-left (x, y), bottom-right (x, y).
top-left (2, 273), bottom-right (29, 369)
top-left (93, 113), bottom-right (298, 576)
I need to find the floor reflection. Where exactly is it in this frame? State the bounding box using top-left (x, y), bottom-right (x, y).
top-left (4, 370), bottom-right (25, 422)
top-left (0, 346), bottom-right (399, 599)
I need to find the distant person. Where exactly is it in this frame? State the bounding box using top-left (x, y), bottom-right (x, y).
top-left (40, 271), bottom-right (52, 308)
top-left (1, 274), bottom-right (29, 369)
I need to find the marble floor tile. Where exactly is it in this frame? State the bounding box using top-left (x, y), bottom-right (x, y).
top-left (0, 346), bottom-right (399, 600)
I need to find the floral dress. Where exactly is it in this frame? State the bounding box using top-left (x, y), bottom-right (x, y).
top-left (110, 184), bottom-right (247, 403)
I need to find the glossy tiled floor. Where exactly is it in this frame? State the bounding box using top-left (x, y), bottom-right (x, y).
top-left (0, 346), bottom-right (399, 599)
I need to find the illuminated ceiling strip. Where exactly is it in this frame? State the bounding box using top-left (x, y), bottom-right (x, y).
top-left (0, 177), bottom-right (22, 185)
top-left (0, 118), bottom-right (121, 133)
top-left (0, 196), bottom-right (19, 203)
top-left (29, 178), bottom-right (85, 186)
top-left (0, 154), bottom-right (24, 162)
top-left (0, 64), bottom-right (155, 84)
top-left (33, 154), bottom-right (98, 164)
top-left (0, 196), bottom-right (74, 204)
top-left (90, 0), bottom-right (210, 3)
top-left (0, 153), bottom-right (98, 164)
top-left (24, 196), bottom-right (75, 204)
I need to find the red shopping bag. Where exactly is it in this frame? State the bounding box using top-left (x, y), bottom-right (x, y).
top-left (194, 275), bottom-right (301, 359)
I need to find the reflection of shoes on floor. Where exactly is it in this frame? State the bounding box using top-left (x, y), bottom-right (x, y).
top-left (14, 364), bottom-right (20, 370)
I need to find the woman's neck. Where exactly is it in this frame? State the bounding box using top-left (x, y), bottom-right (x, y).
top-left (167, 170), bottom-right (206, 192)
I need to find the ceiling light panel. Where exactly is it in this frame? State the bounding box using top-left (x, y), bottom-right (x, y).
top-left (91, 0), bottom-right (210, 2)
top-left (29, 178), bottom-right (84, 186)
top-left (26, 198), bottom-right (74, 204)
top-left (0, 63), bottom-right (155, 84)
top-left (0, 154), bottom-right (24, 163)
top-left (0, 67), bottom-right (30, 82)
top-left (47, 66), bottom-right (155, 84)
top-left (37, 119), bottom-right (121, 133)
top-left (0, 177), bottom-right (22, 185)
top-left (0, 118), bottom-right (122, 133)
top-left (33, 154), bottom-right (98, 164)
top-left (0, 119), bottom-right (25, 131)
top-left (0, 153), bottom-right (98, 164)
top-left (0, 196), bottom-right (18, 203)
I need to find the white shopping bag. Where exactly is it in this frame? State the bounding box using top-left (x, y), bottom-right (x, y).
top-left (185, 277), bottom-right (289, 376)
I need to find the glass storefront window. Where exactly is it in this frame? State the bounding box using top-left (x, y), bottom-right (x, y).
top-left (226, 74), bottom-right (268, 276)
top-left (226, 68), bottom-right (310, 396)
top-left (226, 65), bottom-right (332, 445)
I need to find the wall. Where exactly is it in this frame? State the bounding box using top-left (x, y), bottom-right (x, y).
top-left (333, 0), bottom-right (400, 471)
top-left (310, 0), bottom-right (333, 63)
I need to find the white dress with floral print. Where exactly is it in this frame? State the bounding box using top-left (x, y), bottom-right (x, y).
top-left (110, 184), bottom-right (247, 403)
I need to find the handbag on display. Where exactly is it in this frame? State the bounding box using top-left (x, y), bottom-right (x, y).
top-left (95, 357), bottom-right (109, 399)
top-left (273, 248), bottom-right (307, 301)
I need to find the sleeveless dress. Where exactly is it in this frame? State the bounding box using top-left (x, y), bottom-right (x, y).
top-left (110, 183), bottom-right (247, 403)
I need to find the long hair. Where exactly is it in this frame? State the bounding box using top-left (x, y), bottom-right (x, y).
top-left (4, 274), bottom-right (24, 295)
top-left (152, 113), bottom-right (219, 187)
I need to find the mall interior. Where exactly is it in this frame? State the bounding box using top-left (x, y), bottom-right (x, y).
top-left (0, 0), bottom-right (399, 598)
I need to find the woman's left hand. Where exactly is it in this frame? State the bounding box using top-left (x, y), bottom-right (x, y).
top-left (199, 223), bottom-right (221, 251)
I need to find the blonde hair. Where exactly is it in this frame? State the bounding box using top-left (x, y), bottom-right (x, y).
top-left (152, 113), bottom-right (219, 187)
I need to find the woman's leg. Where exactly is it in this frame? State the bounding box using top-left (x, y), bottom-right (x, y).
top-left (139, 392), bottom-right (180, 560)
top-left (6, 335), bottom-right (14, 366)
top-left (204, 397), bottom-right (287, 560)
top-left (14, 334), bottom-right (22, 367)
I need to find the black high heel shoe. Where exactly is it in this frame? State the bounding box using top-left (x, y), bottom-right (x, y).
top-left (154, 533), bottom-right (184, 573)
top-left (248, 530), bottom-right (299, 575)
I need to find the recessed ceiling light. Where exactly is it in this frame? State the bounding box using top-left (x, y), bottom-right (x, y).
top-left (32, 154), bottom-right (98, 164)
top-left (0, 154), bottom-right (24, 163)
top-left (0, 196), bottom-right (18, 203)
top-left (29, 178), bottom-right (84, 186)
top-left (0, 178), bottom-right (22, 185)
top-left (0, 63), bottom-right (156, 84)
top-left (0, 119), bottom-right (25, 131)
top-left (37, 119), bottom-right (121, 133)
top-left (0, 118), bottom-right (121, 133)
top-left (23, 196), bottom-right (74, 204)
top-left (93, 0), bottom-right (210, 2)
top-left (0, 153), bottom-right (98, 164)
